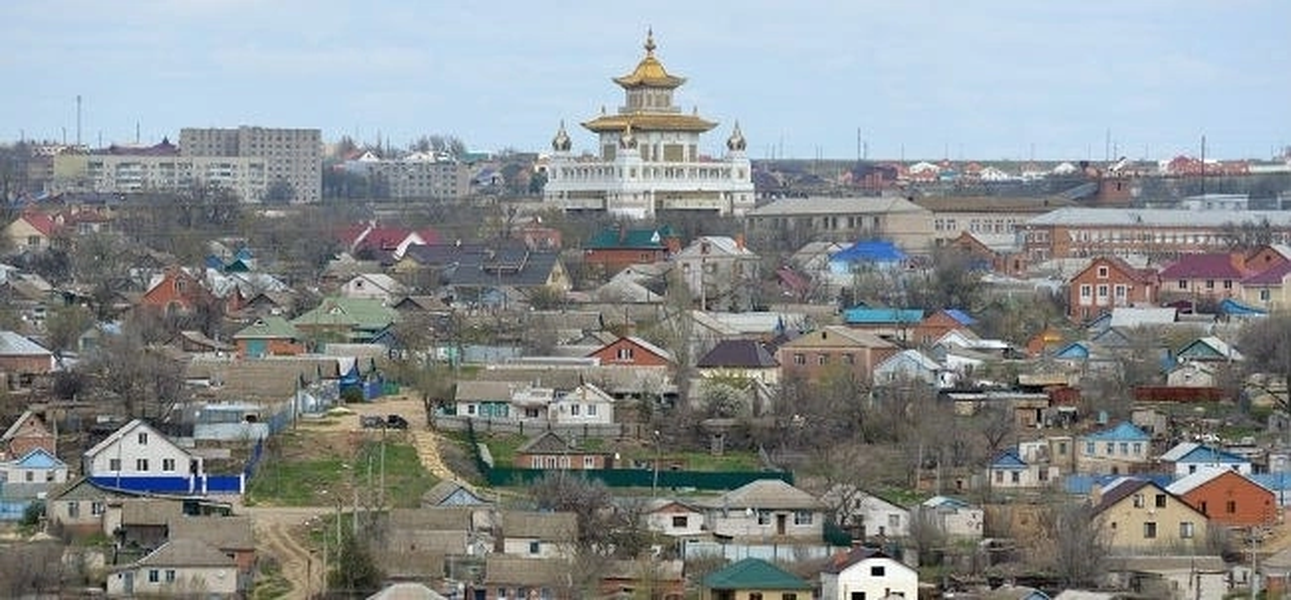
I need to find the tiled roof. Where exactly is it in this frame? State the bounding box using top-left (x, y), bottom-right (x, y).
top-left (696, 339), bottom-right (778, 369)
top-left (1028, 208), bottom-right (1291, 228)
top-left (1092, 477), bottom-right (1155, 514)
top-left (702, 557), bottom-right (811, 591)
top-left (500, 511), bottom-right (577, 540)
top-left (777, 325), bottom-right (896, 350)
top-left (1158, 253), bottom-right (1248, 280)
top-left (748, 196), bottom-right (928, 216)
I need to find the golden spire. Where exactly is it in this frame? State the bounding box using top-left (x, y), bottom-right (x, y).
top-left (613, 28), bottom-right (685, 89)
top-left (644, 27), bottom-right (656, 55)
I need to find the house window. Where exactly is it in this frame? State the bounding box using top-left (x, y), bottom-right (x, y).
top-left (1178, 280), bottom-right (1187, 289)
top-left (138, 432), bottom-right (149, 445)
top-left (994, 471), bottom-right (1003, 483)
top-left (1105, 442), bottom-right (1114, 455)
top-left (528, 541), bottom-right (540, 554)
top-left (1097, 266), bottom-right (1109, 278)
top-left (570, 404), bottom-right (581, 416)
top-left (757, 511), bottom-right (772, 525)
top-left (672, 516), bottom-right (688, 528)
top-left (136, 459), bottom-right (149, 472)
top-left (793, 354), bottom-right (805, 365)
top-left (1262, 289), bottom-right (1272, 301)
top-left (1227, 500), bottom-right (1237, 514)
top-left (871, 565), bottom-right (886, 577)
top-left (1058, 442), bottom-right (1068, 455)
top-left (1097, 284), bottom-right (1108, 297)
top-left (583, 456), bottom-right (595, 469)
top-left (1132, 443), bottom-right (1142, 455)
top-left (25, 471), bottom-right (33, 482)
top-left (817, 355), bottom-right (828, 366)
top-left (587, 404), bottom-right (597, 416)
top-left (67, 501), bottom-right (80, 518)
top-left (1180, 522), bottom-right (1195, 538)
top-left (1155, 494), bottom-right (1167, 508)
top-left (466, 405), bottom-right (476, 416)
top-left (1085, 442), bottom-right (1094, 455)
top-left (794, 511), bottom-right (813, 525)
top-left (749, 594), bottom-right (763, 600)
top-left (1143, 522), bottom-right (1157, 538)
top-left (1010, 471), bottom-right (1020, 483)
top-left (531, 457), bottom-right (542, 468)
top-left (1119, 442), bottom-right (1128, 455)
top-left (1133, 494), bottom-right (1145, 508)
top-left (1080, 284), bottom-right (1092, 298)
top-left (162, 458), bottom-right (176, 472)
top-left (1223, 280), bottom-right (1233, 290)
top-left (149, 569), bottom-right (160, 583)
top-left (1205, 280), bottom-right (1215, 289)
top-left (91, 502), bottom-right (104, 516)
top-left (616, 347), bottom-right (634, 361)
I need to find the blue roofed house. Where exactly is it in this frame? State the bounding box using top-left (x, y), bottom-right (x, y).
top-left (916, 496), bottom-right (984, 540)
top-left (1159, 442), bottom-right (1252, 477)
top-left (827, 240), bottom-right (909, 279)
top-left (1175, 336), bottom-right (1244, 363)
top-left (83, 420), bottom-right (208, 494)
top-left (842, 307), bottom-right (924, 343)
top-left (988, 444), bottom-right (1060, 490)
top-left (1078, 422), bottom-right (1152, 475)
top-left (0, 447), bottom-right (69, 504)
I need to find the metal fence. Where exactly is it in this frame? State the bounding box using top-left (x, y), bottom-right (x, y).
top-left (436, 415), bottom-right (632, 439)
top-left (463, 420), bottom-right (792, 490)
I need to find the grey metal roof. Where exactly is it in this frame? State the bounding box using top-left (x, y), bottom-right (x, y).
top-left (747, 196), bottom-right (928, 216)
top-left (1026, 207), bottom-right (1291, 228)
top-left (0, 331), bottom-right (51, 356)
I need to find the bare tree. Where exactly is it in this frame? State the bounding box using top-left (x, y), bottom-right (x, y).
top-left (1031, 500), bottom-right (1108, 587)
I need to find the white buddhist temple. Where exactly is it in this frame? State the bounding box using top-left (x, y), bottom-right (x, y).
top-left (543, 30), bottom-right (755, 219)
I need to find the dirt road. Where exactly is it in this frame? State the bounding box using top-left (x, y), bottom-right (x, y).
top-left (247, 395), bottom-right (465, 599)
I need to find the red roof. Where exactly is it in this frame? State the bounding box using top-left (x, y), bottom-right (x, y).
top-left (1079, 255), bottom-right (1156, 284)
top-left (1159, 253), bottom-right (1248, 280)
top-left (1243, 261), bottom-right (1291, 286)
top-left (18, 211), bottom-right (59, 237)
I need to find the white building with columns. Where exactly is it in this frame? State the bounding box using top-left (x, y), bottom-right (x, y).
top-left (542, 30), bottom-right (755, 219)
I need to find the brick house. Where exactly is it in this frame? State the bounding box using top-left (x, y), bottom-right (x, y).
top-left (0, 331), bottom-right (55, 390)
top-left (514, 431), bottom-right (614, 471)
top-left (911, 309), bottom-right (976, 347)
top-left (1067, 256), bottom-right (1158, 322)
top-left (587, 336), bottom-right (674, 367)
top-left (3, 210), bottom-right (59, 252)
top-left (775, 326), bottom-right (898, 383)
top-left (1, 410), bottom-right (57, 461)
top-left (583, 225), bottom-right (681, 275)
top-left (1166, 468), bottom-right (1277, 527)
top-left (231, 316), bottom-right (304, 358)
top-left (141, 267), bottom-right (216, 315)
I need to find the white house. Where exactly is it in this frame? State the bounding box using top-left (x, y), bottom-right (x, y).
top-left (872, 349), bottom-right (950, 388)
top-left (339, 273), bottom-right (409, 302)
top-left (1159, 442), bottom-right (1252, 477)
top-left (643, 499), bottom-right (706, 538)
top-left (916, 496), bottom-right (984, 540)
top-left (698, 479), bottom-right (827, 541)
top-left (821, 484), bottom-right (910, 539)
top-left (820, 546), bottom-right (920, 600)
top-left (0, 447), bottom-right (68, 497)
top-left (83, 420), bottom-right (204, 481)
top-left (549, 383), bottom-right (615, 426)
top-left (106, 538), bottom-right (239, 598)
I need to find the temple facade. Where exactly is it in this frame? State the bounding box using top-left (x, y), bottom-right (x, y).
top-left (543, 30), bottom-right (755, 219)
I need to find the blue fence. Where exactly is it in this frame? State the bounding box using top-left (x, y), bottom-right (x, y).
top-left (89, 474), bottom-right (245, 495)
top-left (0, 499), bottom-right (35, 521)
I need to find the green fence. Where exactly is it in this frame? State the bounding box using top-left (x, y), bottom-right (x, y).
top-left (465, 421), bottom-right (792, 490)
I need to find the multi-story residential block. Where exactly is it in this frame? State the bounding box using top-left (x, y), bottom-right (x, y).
top-left (1078, 422), bottom-right (1151, 475)
top-left (745, 196), bottom-right (934, 252)
top-left (341, 151), bottom-right (471, 199)
top-left (1067, 256), bottom-right (1159, 322)
top-left (181, 126), bottom-right (322, 203)
top-left (53, 152), bottom-right (269, 202)
top-left (674, 236), bottom-right (760, 311)
top-left (543, 31), bottom-right (754, 218)
top-left (1019, 207), bottom-right (1291, 262)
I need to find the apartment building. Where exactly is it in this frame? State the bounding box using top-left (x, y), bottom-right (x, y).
top-left (53, 150), bottom-right (268, 202)
top-left (745, 196), bottom-right (934, 251)
top-left (342, 151), bottom-right (471, 199)
top-left (912, 195), bottom-right (1073, 245)
top-left (180, 126), bottom-right (322, 203)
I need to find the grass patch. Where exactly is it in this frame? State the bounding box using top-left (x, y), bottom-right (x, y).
top-left (252, 557), bottom-right (293, 600)
top-left (246, 431), bottom-right (437, 508)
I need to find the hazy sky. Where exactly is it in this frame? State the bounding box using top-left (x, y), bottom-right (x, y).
top-left (3, 1), bottom-right (1288, 161)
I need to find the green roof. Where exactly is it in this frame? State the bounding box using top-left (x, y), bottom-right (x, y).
top-left (702, 558), bottom-right (811, 591)
top-left (585, 226), bottom-right (677, 250)
top-left (232, 315), bottom-right (300, 340)
top-left (291, 297), bottom-right (398, 331)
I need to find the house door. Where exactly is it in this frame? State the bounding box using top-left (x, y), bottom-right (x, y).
top-left (776, 514), bottom-right (787, 535)
top-left (123, 572), bottom-right (134, 594)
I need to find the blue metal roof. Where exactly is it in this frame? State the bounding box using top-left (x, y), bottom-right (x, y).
top-left (943, 309), bottom-right (976, 326)
top-left (1064, 473), bottom-right (1174, 495)
top-left (13, 447), bottom-right (65, 469)
top-left (843, 307), bottom-right (923, 325)
top-left (1176, 445), bottom-right (1247, 464)
top-left (990, 448), bottom-right (1028, 469)
top-left (1082, 421), bottom-right (1150, 442)
top-left (1219, 297), bottom-right (1267, 316)
top-left (829, 240), bottom-right (907, 264)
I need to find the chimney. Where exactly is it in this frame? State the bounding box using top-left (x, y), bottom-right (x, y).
top-left (735, 233), bottom-right (745, 251)
top-left (1089, 481), bottom-right (1104, 507)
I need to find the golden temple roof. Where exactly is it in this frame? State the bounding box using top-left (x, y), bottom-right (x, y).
top-left (613, 29), bottom-right (686, 89)
top-left (581, 112), bottom-right (717, 134)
